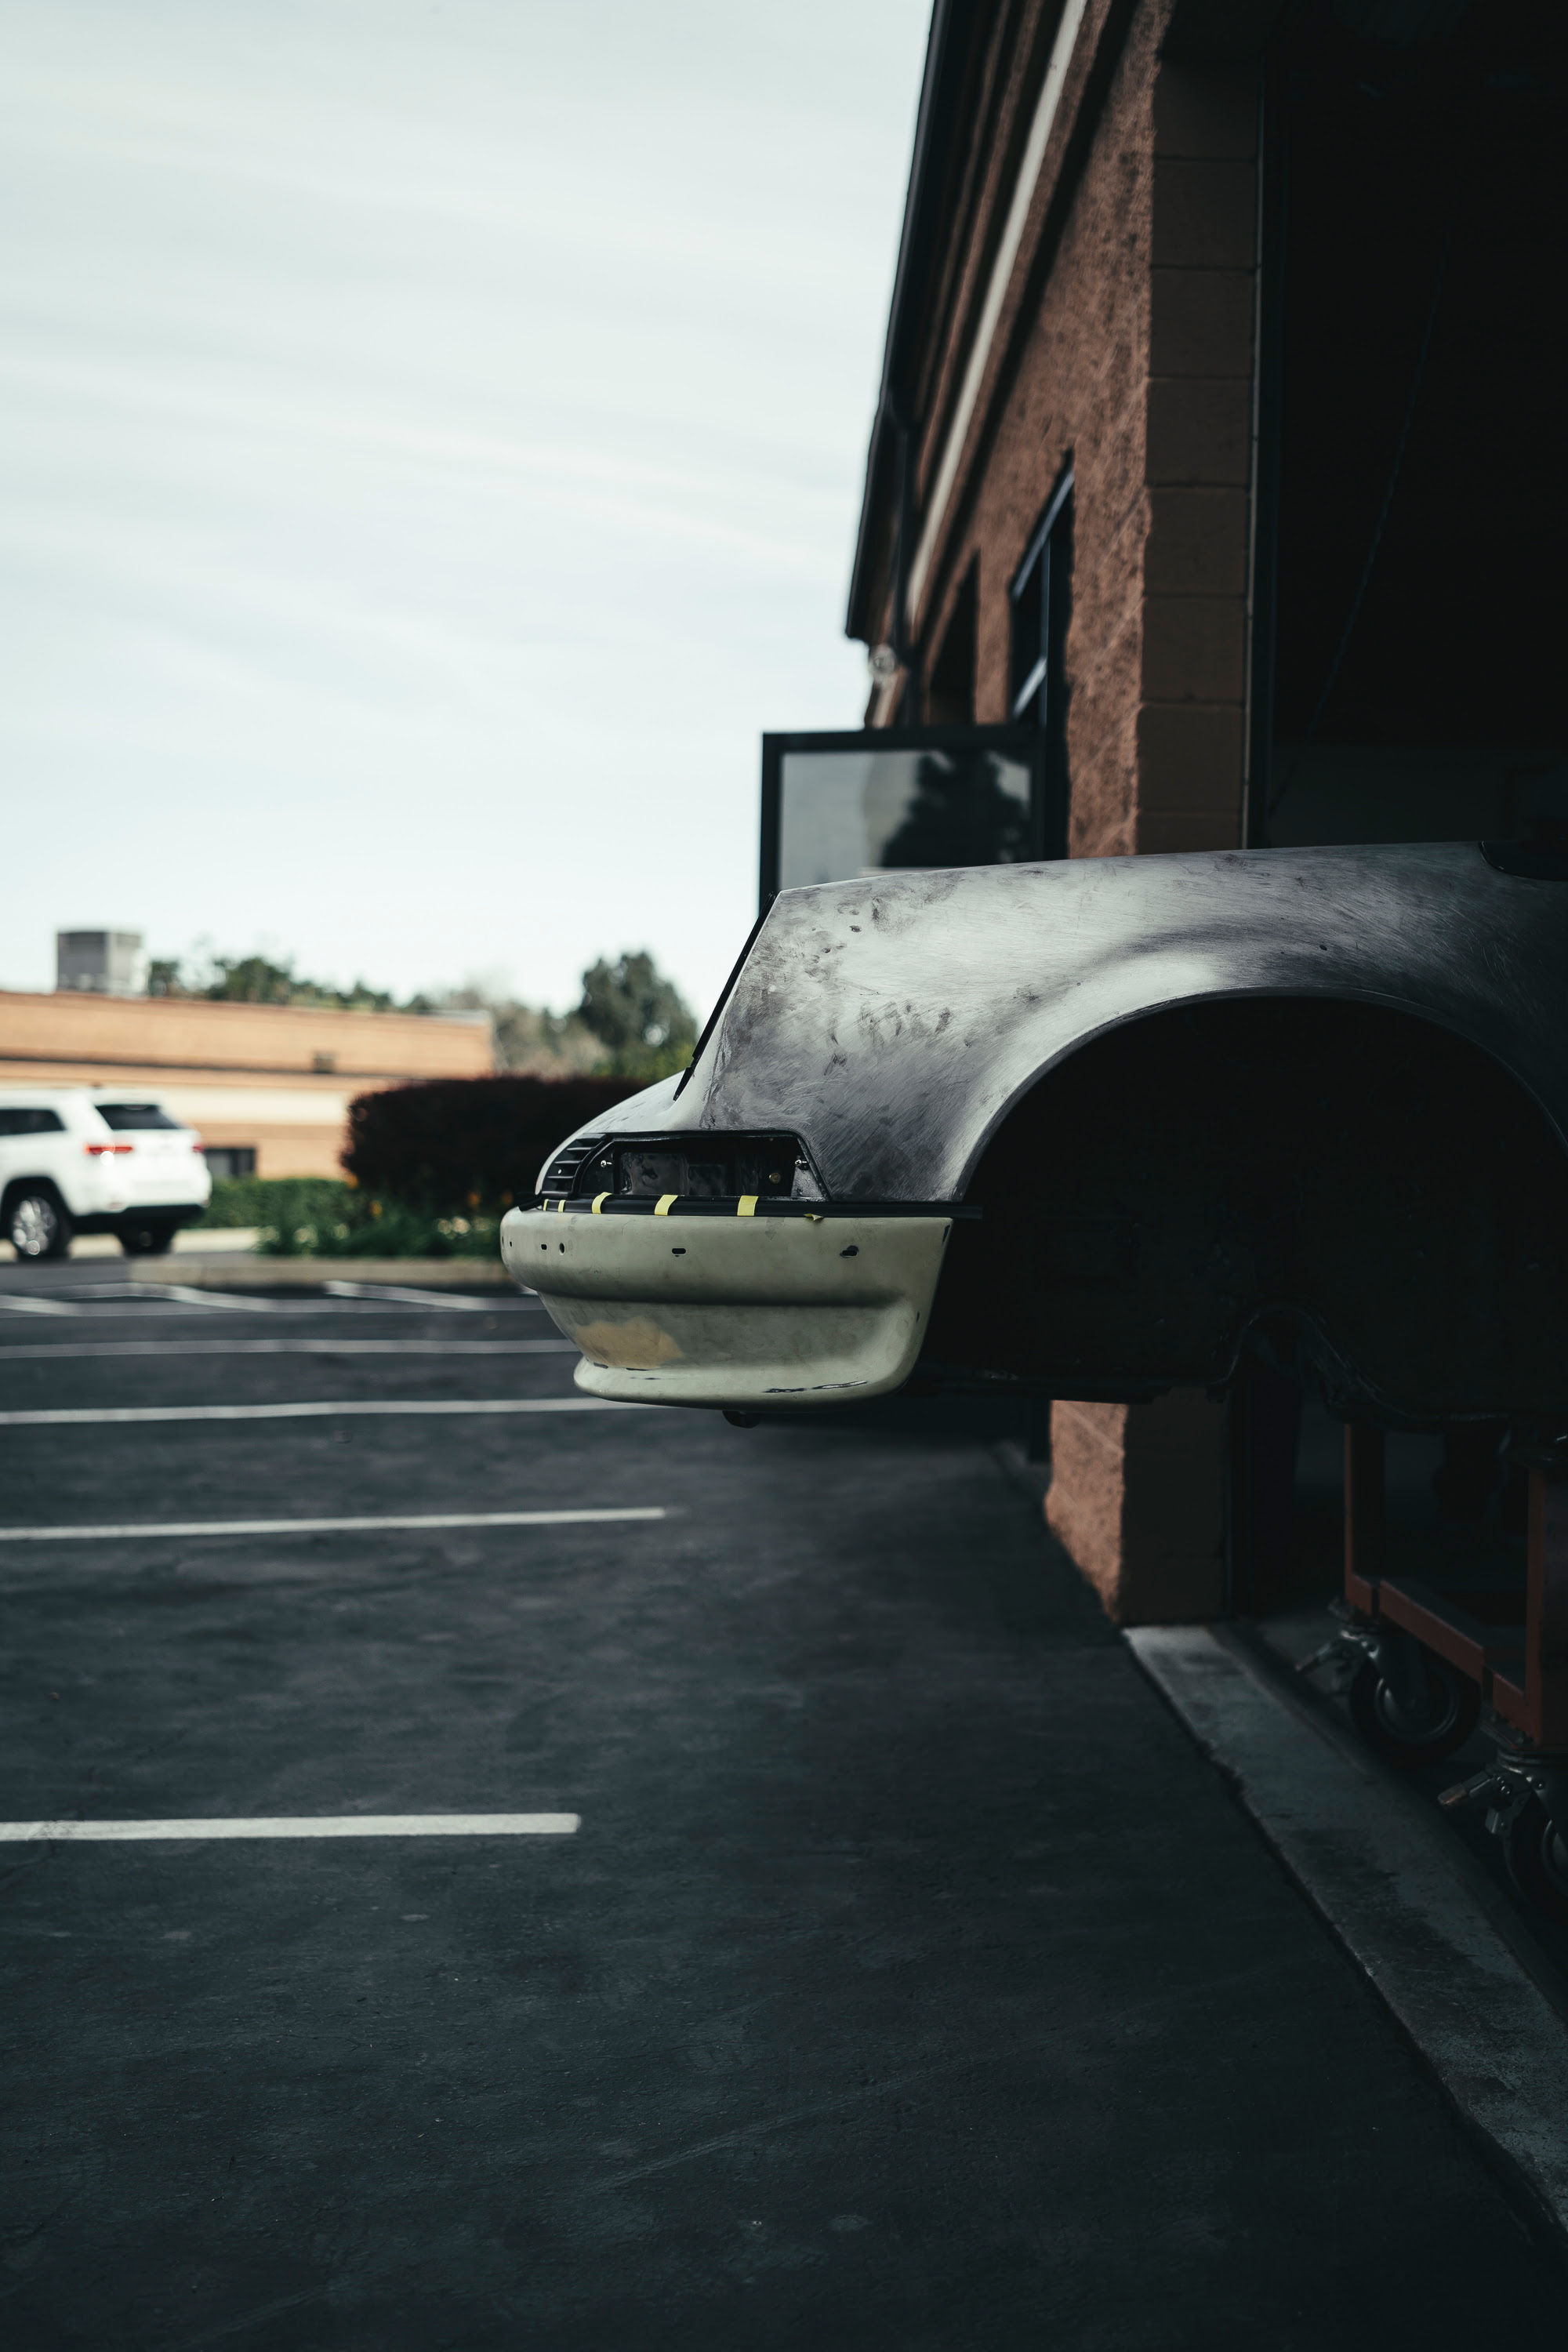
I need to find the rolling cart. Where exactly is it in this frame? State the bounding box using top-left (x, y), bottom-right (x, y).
top-left (1301, 1422), bottom-right (1568, 1925)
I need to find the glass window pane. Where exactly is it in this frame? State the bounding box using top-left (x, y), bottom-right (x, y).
top-left (96, 1103), bottom-right (181, 1130)
top-left (778, 746), bottom-right (1031, 891)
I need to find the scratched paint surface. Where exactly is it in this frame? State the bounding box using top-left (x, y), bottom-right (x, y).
top-left (558, 844), bottom-right (1568, 1200)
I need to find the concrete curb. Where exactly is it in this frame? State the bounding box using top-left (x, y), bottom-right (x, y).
top-left (128, 1257), bottom-right (514, 1290)
top-left (1127, 1622), bottom-right (1568, 2252)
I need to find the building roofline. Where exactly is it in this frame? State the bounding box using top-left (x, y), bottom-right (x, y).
top-left (844, 0), bottom-right (983, 648)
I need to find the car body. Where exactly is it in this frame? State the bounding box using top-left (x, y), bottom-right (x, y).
top-left (0, 1087), bottom-right (212, 1260)
top-left (500, 841), bottom-right (1568, 1432)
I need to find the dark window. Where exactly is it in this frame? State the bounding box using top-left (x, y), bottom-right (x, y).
top-left (927, 563), bottom-right (978, 724)
top-left (1010, 471), bottom-right (1073, 859)
top-left (757, 724), bottom-right (1054, 911)
top-left (96, 1103), bottom-right (182, 1131)
top-left (1009, 468), bottom-right (1073, 729)
top-left (204, 1146), bottom-right (257, 1180)
top-left (0, 1108), bottom-right (65, 1137)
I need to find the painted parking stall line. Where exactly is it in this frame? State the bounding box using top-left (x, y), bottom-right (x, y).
top-left (0, 1813), bottom-right (579, 1842)
top-left (0, 1504), bottom-right (668, 1542)
top-left (324, 1281), bottom-right (516, 1309)
top-left (0, 1396), bottom-right (628, 1427)
top-left (0, 1301), bottom-right (548, 1323)
top-left (0, 1339), bottom-right (575, 1360)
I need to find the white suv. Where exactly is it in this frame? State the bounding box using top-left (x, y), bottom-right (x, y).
top-left (0, 1088), bottom-right (212, 1261)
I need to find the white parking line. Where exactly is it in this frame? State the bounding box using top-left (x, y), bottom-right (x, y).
top-left (142, 1284), bottom-right (286, 1313)
top-left (0, 1294), bottom-right (545, 1321)
top-left (0, 1396), bottom-right (631, 1426)
top-left (0, 1504), bottom-right (667, 1541)
top-left (324, 1282), bottom-right (506, 1310)
top-left (0, 1340), bottom-right (574, 1360)
top-left (0, 1813), bottom-right (579, 1841)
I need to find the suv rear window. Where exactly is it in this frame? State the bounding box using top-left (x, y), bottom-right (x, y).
top-left (96, 1103), bottom-right (182, 1131)
top-left (0, 1108), bottom-right (64, 1136)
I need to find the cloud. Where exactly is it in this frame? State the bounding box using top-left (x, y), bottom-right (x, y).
top-left (0, 0), bottom-right (927, 1011)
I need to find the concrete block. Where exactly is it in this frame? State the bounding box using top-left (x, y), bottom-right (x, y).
top-left (1134, 807), bottom-right (1244, 853)
top-left (1136, 702), bottom-right (1245, 810)
top-left (1145, 487), bottom-right (1248, 595)
top-left (1150, 267), bottom-right (1254, 378)
top-left (1152, 64), bottom-right (1258, 159)
top-left (1140, 593), bottom-right (1246, 700)
top-left (1152, 160), bottom-right (1258, 271)
top-left (1146, 376), bottom-right (1250, 485)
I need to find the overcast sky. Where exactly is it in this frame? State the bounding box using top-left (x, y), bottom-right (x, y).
top-left (0, 0), bottom-right (927, 1018)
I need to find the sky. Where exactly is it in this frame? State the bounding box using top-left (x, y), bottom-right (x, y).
top-left (0, 0), bottom-right (929, 1021)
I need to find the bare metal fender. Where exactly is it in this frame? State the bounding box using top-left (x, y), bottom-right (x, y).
top-left (527, 844), bottom-right (1568, 1422)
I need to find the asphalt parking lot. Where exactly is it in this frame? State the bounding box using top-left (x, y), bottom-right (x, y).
top-left (2, 1261), bottom-right (1566, 2349)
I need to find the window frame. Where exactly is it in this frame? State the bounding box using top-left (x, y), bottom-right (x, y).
top-left (1008, 466), bottom-right (1074, 726)
top-left (757, 722), bottom-right (1061, 915)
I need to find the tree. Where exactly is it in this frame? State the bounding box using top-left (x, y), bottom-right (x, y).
top-left (575, 951), bottom-right (696, 1080)
top-left (202, 954), bottom-right (397, 1011)
top-left (145, 949), bottom-right (397, 1011)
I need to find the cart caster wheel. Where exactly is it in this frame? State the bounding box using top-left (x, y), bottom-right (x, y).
top-left (1348, 1650), bottom-right (1479, 1769)
top-left (1502, 1800), bottom-right (1568, 1927)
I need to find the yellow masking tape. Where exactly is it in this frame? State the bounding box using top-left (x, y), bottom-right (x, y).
top-left (591, 1193), bottom-right (609, 1214)
top-left (654, 1195), bottom-right (678, 1217)
top-left (737, 1196), bottom-right (757, 1217)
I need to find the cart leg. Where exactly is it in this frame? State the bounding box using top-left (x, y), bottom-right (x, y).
top-left (1344, 1422), bottom-right (1385, 1601)
top-left (1525, 1467), bottom-right (1568, 1747)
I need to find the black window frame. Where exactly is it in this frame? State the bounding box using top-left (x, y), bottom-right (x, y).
top-left (758, 722), bottom-right (1062, 915)
top-left (1009, 466), bottom-right (1073, 721)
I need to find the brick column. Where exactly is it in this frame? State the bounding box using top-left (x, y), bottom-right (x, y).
top-left (1047, 1394), bottom-right (1228, 1623)
top-left (1137, 63), bottom-right (1257, 851)
top-left (1047, 62), bottom-right (1258, 1624)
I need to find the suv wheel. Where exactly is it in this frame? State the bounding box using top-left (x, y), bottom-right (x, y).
top-left (120, 1221), bottom-right (177, 1257)
top-left (6, 1188), bottom-right (71, 1261)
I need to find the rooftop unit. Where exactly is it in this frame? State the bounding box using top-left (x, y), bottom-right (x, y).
top-left (56, 931), bottom-right (147, 998)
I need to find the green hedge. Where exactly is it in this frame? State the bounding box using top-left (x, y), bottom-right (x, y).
top-left (341, 1073), bottom-right (645, 1210)
top-left (195, 1177), bottom-right (501, 1260)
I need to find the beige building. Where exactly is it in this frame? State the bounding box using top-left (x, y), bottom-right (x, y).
top-left (0, 991), bottom-right (492, 1178)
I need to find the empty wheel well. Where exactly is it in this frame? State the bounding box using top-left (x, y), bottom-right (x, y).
top-left (923, 996), bottom-right (1568, 1422)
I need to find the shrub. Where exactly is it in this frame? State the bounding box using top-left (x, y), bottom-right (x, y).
top-left (340, 1073), bottom-right (648, 1212)
top-left (198, 1176), bottom-right (350, 1232)
top-left (196, 1175), bottom-right (502, 1258)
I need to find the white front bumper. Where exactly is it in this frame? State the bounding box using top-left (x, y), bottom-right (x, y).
top-left (500, 1205), bottom-right (953, 1408)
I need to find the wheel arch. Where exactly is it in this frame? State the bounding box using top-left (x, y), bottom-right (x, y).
top-left (953, 982), bottom-right (1568, 1198)
top-left (924, 989), bottom-right (1568, 1424)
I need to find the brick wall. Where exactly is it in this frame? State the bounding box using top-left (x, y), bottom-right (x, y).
top-left (889, 8), bottom-right (1258, 1623)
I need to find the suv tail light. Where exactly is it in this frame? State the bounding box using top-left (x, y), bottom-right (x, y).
top-left (85, 1142), bottom-right (135, 1156)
